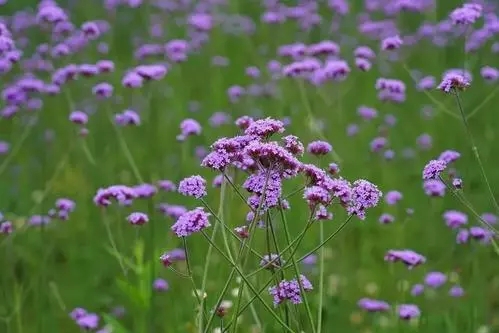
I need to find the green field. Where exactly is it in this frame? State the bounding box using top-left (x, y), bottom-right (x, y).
top-left (1, 0), bottom-right (499, 332)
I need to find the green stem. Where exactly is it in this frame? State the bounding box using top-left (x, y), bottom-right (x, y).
top-left (297, 80), bottom-right (342, 162)
top-left (316, 220), bottom-right (325, 333)
top-left (183, 237), bottom-right (207, 324)
top-left (198, 179), bottom-right (228, 333)
top-left (453, 91), bottom-right (499, 214)
top-left (106, 108), bottom-right (143, 183)
top-left (278, 203), bottom-right (316, 333)
top-left (102, 211), bottom-right (127, 276)
top-left (200, 199), bottom-right (264, 260)
top-left (201, 232), bottom-right (296, 333)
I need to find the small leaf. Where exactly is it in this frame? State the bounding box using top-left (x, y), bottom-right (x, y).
top-left (116, 279), bottom-right (147, 309)
top-left (102, 313), bottom-right (129, 333)
top-left (133, 239), bottom-right (145, 271)
top-left (105, 246), bottom-right (137, 272)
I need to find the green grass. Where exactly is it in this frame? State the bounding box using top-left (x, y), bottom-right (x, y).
top-left (1, 0), bottom-right (499, 332)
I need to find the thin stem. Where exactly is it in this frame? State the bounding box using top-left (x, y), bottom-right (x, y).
top-left (224, 215), bottom-right (354, 332)
top-left (316, 220), bottom-right (325, 333)
top-left (223, 217), bottom-right (315, 332)
top-left (295, 216), bottom-right (353, 264)
top-left (201, 199), bottom-right (264, 260)
top-left (245, 220), bottom-right (315, 278)
top-left (0, 116), bottom-right (37, 177)
top-left (440, 176), bottom-right (499, 235)
top-left (199, 179), bottom-right (228, 333)
top-left (106, 109), bottom-right (144, 183)
top-left (453, 91), bottom-right (499, 215)
top-left (297, 80), bottom-right (342, 162)
top-left (183, 237), bottom-right (207, 323)
top-left (223, 174), bottom-right (253, 211)
top-left (229, 170), bottom-right (273, 332)
top-left (202, 183), bottom-right (263, 329)
top-left (266, 213), bottom-right (291, 330)
top-left (278, 203), bottom-right (316, 333)
top-left (102, 211), bottom-right (127, 276)
top-left (201, 232), bottom-right (296, 333)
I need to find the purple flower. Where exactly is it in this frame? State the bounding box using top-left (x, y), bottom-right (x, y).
top-left (244, 117), bottom-right (284, 138)
top-left (171, 207), bottom-right (211, 237)
top-left (282, 135), bottom-right (304, 156)
top-left (55, 198), bottom-right (76, 212)
top-left (135, 64), bottom-right (168, 81)
top-left (450, 3), bottom-right (482, 25)
top-left (357, 298), bottom-right (390, 312)
top-left (449, 285), bottom-right (465, 297)
top-left (328, 163), bottom-right (340, 175)
top-left (355, 58), bottom-right (371, 71)
top-left (70, 308), bottom-right (87, 320)
top-left (410, 284), bottom-right (424, 296)
top-left (157, 180), bottom-right (176, 192)
top-left (0, 221), bottom-right (12, 234)
top-left (417, 76), bottom-right (436, 90)
top-left (422, 159), bottom-right (447, 180)
top-left (177, 118), bottom-right (202, 141)
top-left (268, 275), bottom-right (313, 306)
top-left (166, 248), bottom-right (186, 261)
top-left (438, 150), bottom-right (461, 163)
top-left (381, 35), bottom-right (403, 50)
top-left (424, 272), bottom-right (447, 288)
top-left (417, 133), bottom-right (432, 150)
top-left (178, 175), bottom-right (207, 199)
top-left (158, 204), bottom-right (188, 219)
top-left (115, 110), bottom-right (141, 126)
top-left (260, 253), bottom-right (284, 269)
top-left (93, 185), bottom-right (137, 206)
top-left (319, 176), bottom-right (353, 204)
top-left (347, 124), bottom-right (359, 136)
top-left (127, 212), bottom-right (149, 226)
top-left (423, 179), bottom-right (446, 197)
top-left (357, 106), bottom-right (378, 120)
top-left (385, 190), bottom-right (402, 205)
top-left (92, 82), bottom-right (113, 98)
top-left (354, 46), bottom-right (376, 59)
top-left (315, 205), bottom-right (333, 220)
top-left (456, 228), bottom-right (470, 244)
top-left (347, 179), bottom-right (382, 220)
top-left (443, 210), bottom-right (468, 229)
top-left (452, 178), bottom-right (463, 189)
top-left (481, 66), bottom-right (499, 81)
top-left (244, 141), bottom-right (301, 178)
top-left (76, 313), bottom-right (99, 330)
top-left (235, 116), bottom-right (254, 130)
top-left (304, 186), bottom-right (331, 206)
top-left (437, 72), bottom-right (470, 93)
top-left (481, 213), bottom-right (498, 225)
top-left (307, 140), bottom-right (332, 156)
top-left (398, 304), bottom-right (421, 320)
top-left (469, 226), bottom-right (493, 243)
top-left (153, 278), bottom-right (169, 291)
top-left (384, 150), bottom-right (394, 160)
top-left (302, 254), bottom-right (317, 265)
top-left (69, 111), bottom-right (88, 125)
top-left (384, 249), bottom-right (426, 269)
top-left (370, 137), bottom-right (387, 152)
top-left (379, 213), bottom-right (394, 224)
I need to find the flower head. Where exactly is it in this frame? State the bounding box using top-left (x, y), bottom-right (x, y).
top-left (171, 207), bottom-right (211, 237)
top-left (178, 175), bottom-right (207, 199)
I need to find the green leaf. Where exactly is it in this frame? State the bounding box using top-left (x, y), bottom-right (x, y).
top-left (116, 279), bottom-right (148, 310)
top-left (102, 313), bottom-right (129, 333)
top-left (105, 245), bottom-right (137, 272)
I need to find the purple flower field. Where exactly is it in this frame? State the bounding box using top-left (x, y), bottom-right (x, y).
top-left (1, 0), bottom-right (499, 332)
